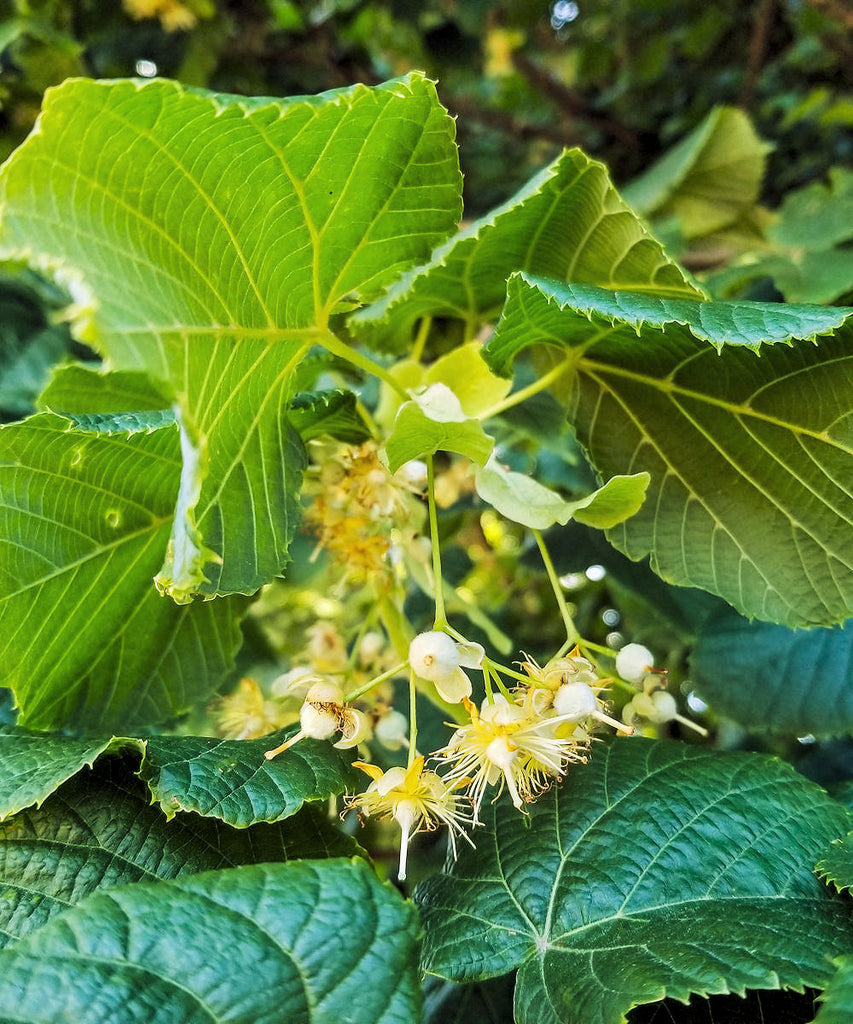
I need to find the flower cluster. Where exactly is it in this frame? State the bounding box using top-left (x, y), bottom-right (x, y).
top-left (258, 629), bottom-right (698, 882)
top-left (302, 440), bottom-right (425, 586)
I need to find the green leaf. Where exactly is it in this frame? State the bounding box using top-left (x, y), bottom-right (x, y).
top-left (0, 74), bottom-right (462, 598)
top-left (0, 412), bottom-right (248, 731)
top-left (757, 250), bottom-right (853, 305)
top-left (768, 167), bottom-right (853, 251)
top-left (690, 610), bottom-right (853, 735)
top-left (39, 364), bottom-right (172, 415)
top-left (0, 858), bottom-right (421, 1023)
top-left (140, 728), bottom-right (361, 827)
top-left (817, 830), bottom-right (853, 895)
top-left (353, 147), bottom-right (701, 347)
top-left (474, 455), bottom-right (649, 530)
top-left (484, 273), bottom-right (853, 627)
top-left (0, 728), bottom-right (136, 821)
top-left (289, 388), bottom-right (369, 443)
top-left (622, 107), bottom-right (770, 238)
top-left (416, 738), bottom-right (853, 1024)
top-left (0, 756), bottom-right (357, 948)
top-left (815, 956), bottom-right (853, 1024)
top-left (385, 383), bottom-right (494, 472)
top-left (0, 275), bottom-right (71, 421)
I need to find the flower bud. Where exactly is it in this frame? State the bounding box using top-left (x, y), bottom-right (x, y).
top-left (553, 681), bottom-right (599, 721)
top-left (615, 643), bottom-right (654, 682)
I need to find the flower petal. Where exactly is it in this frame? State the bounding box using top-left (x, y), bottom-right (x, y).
top-left (434, 667), bottom-right (472, 704)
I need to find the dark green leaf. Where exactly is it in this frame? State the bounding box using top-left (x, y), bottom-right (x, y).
top-left (815, 956), bottom-right (853, 1024)
top-left (416, 738), bottom-right (853, 1024)
top-left (140, 728), bottom-right (361, 827)
top-left (289, 388), bottom-right (369, 443)
top-left (0, 275), bottom-right (71, 421)
top-left (691, 610), bottom-right (853, 735)
top-left (0, 757), bottom-right (356, 948)
top-left (0, 728), bottom-right (135, 821)
top-left (484, 274), bottom-right (853, 627)
top-left (0, 859), bottom-right (421, 1023)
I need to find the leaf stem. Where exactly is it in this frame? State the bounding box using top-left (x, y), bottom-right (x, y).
top-left (407, 668), bottom-right (418, 767)
top-left (479, 355), bottom-right (574, 419)
top-left (411, 316), bottom-right (432, 362)
top-left (344, 661), bottom-right (409, 704)
top-left (318, 329), bottom-right (409, 400)
top-left (427, 455), bottom-right (447, 629)
top-left (533, 528), bottom-right (579, 645)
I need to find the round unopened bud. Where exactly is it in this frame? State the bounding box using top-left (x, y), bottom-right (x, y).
top-left (299, 702), bottom-right (340, 740)
top-left (305, 680), bottom-right (344, 704)
top-left (409, 631), bottom-right (460, 680)
top-left (648, 690), bottom-right (678, 723)
top-left (375, 708), bottom-right (408, 749)
top-left (615, 643), bottom-right (654, 682)
top-left (553, 681), bottom-right (599, 721)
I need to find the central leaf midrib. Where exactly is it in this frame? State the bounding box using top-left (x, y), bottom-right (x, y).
top-left (578, 352), bottom-right (853, 449)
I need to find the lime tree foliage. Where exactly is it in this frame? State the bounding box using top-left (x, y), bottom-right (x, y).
top-left (1, 73), bottom-right (853, 1024)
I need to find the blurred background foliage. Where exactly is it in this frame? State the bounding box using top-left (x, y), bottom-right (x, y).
top-left (0, 0), bottom-right (851, 306)
top-left (0, 0), bottom-right (849, 285)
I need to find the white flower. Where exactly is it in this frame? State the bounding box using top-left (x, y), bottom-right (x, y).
top-left (408, 631), bottom-right (484, 703)
top-left (347, 757), bottom-right (474, 880)
top-left (440, 695), bottom-right (587, 820)
top-left (615, 643), bottom-right (654, 682)
top-left (334, 707), bottom-right (373, 749)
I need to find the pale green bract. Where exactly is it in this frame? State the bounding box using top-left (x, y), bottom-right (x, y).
top-left (474, 454), bottom-right (649, 531)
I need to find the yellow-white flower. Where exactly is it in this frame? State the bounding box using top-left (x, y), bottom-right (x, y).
top-left (409, 631), bottom-right (484, 703)
top-left (263, 680), bottom-right (372, 759)
top-left (440, 695), bottom-right (587, 821)
top-left (348, 757), bottom-right (474, 880)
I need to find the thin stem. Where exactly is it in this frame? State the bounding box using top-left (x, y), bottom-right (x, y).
top-left (411, 316), bottom-right (432, 362)
top-left (407, 668), bottom-right (418, 767)
top-left (533, 529), bottom-right (579, 645)
top-left (427, 456), bottom-right (446, 629)
top-left (479, 355), bottom-right (574, 420)
top-left (344, 661), bottom-right (408, 704)
top-left (318, 329), bottom-right (408, 400)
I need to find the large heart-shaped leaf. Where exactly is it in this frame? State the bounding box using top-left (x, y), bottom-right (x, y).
top-left (0, 757), bottom-right (355, 948)
top-left (691, 610), bottom-right (853, 735)
top-left (0, 410), bottom-right (247, 731)
top-left (0, 74), bottom-right (462, 599)
top-left (353, 147), bottom-right (701, 347)
top-left (0, 858), bottom-right (421, 1023)
top-left (484, 273), bottom-right (853, 627)
top-left (416, 738), bottom-right (853, 1024)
